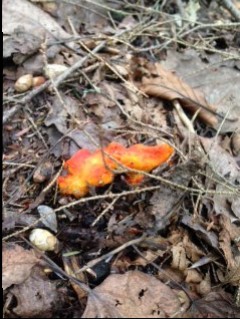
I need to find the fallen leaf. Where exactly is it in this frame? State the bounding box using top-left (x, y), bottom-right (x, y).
top-left (2, 244), bottom-right (39, 290)
top-left (130, 56), bottom-right (218, 127)
top-left (3, 0), bottom-right (74, 66)
top-left (162, 49), bottom-right (240, 133)
top-left (149, 160), bottom-right (201, 231)
top-left (181, 215), bottom-right (219, 250)
top-left (53, 0), bottom-right (109, 33)
top-left (11, 266), bottom-right (59, 318)
top-left (82, 271), bottom-right (182, 318)
top-left (185, 291), bottom-right (240, 318)
top-left (44, 95), bottom-right (82, 135)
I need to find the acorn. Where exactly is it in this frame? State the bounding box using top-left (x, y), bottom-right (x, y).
top-left (32, 76), bottom-right (46, 87)
top-left (29, 228), bottom-right (59, 252)
top-left (15, 74), bottom-right (33, 93)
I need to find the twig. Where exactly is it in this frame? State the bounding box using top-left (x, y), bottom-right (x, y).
top-left (219, 0), bottom-right (240, 21)
top-left (173, 100), bottom-right (195, 133)
top-left (75, 235), bottom-right (146, 274)
top-left (21, 236), bottom-right (93, 295)
top-left (25, 111), bottom-right (49, 150)
top-left (3, 42), bottom-right (106, 124)
top-left (1, 186), bottom-right (160, 242)
top-left (3, 80), bottom-right (51, 124)
top-left (91, 196), bottom-right (120, 227)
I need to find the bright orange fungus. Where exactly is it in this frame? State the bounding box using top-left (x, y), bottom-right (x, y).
top-left (57, 142), bottom-right (174, 198)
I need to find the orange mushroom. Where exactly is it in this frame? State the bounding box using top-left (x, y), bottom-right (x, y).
top-left (64, 149), bottom-right (91, 174)
top-left (58, 174), bottom-right (89, 198)
top-left (57, 142), bottom-right (174, 198)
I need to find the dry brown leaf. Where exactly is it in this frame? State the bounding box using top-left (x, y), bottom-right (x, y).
top-left (185, 269), bottom-right (202, 284)
top-left (181, 215), bottom-right (219, 250)
top-left (171, 244), bottom-right (188, 271)
top-left (131, 57), bottom-right (218, 127)
top-left (149, 160), bottom-right (202, 232)
top-left (82, 270), bottom-right (182, 318)
top-left (132, 249), bottom-right (165, 267)
top-left (2, 243), bottom-right (39, 290)
top-left (11, 266), bottom-right (59, 318)
top-left (185, 291), bottom-right (240, 318)
top-left (182, 233), bottom-right (205, 263)
top-left (162, 49), bottom-right (240, 133)
top-left (219, 215), bottom-right (240, 270)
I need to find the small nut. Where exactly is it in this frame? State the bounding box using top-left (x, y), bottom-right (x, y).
top-left (29, 228), bottom-right (59, 252)
top-left (33, 161), bottom-right (53, 183)
top-left (32, 76), bottom-right (46, 87)
top-left (15, 74), bottom-right (33, 92)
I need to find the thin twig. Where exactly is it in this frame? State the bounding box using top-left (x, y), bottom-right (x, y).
top-left (3, 42), bottom-right (106, 124)
top-left (91, 196), bottom-right (120, 227)
top-left (75, 235), bottom-right (146, 274)
top-left (173, 100), bottom-right (195, 133)
top-left (218, 0), bottom-right (240, 21)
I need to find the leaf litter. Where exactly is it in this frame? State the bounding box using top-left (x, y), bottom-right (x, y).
top-left (2, 0), bottom-right (240, 317)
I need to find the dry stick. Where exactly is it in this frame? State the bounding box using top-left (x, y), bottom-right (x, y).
top-left (219, 0), bottom-right (240, 21)
top-left (75, 235), bottom-right (146, 275)
top-left (3, 41), bottom-right (106, 124)
top-left (161, 35), bottom-right (239, 59)
top-left (2, 186), bottom-right (161, 242)
top-left (78, 39), bottom-right (143, 95)
top-left (173, 100), bottom-right (195, 133)
top-left (21, 236), bottom-right (93, 295)
top-left (3, 80), bottom-right (51, 124)
top-left (142, 20), bottom-right (240, 57)
top-left (25, 111), bottom-right (49, 150)
top-left (91, 196), bottom-right (120, 227)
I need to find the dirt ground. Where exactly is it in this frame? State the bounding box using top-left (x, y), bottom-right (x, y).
top-left (2, 0), bottom-right (240, 318)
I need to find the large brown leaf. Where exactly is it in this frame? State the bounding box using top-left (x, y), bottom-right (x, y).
top-left (82, 270), bottom-right (183, 318)
top-left (131, 57), bottom-right (218, 127)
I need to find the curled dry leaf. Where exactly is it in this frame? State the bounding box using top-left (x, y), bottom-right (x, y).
top-left (162, 49), bottom-right (240, 133)
top-left (58, 142), bottom-right (174, 198)
top-left (2, 244), bottom-right (39, 290)
top-left (130, 56), bottom-right (218, 127)
top-left (82, 271), bottom-right (183, 318)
